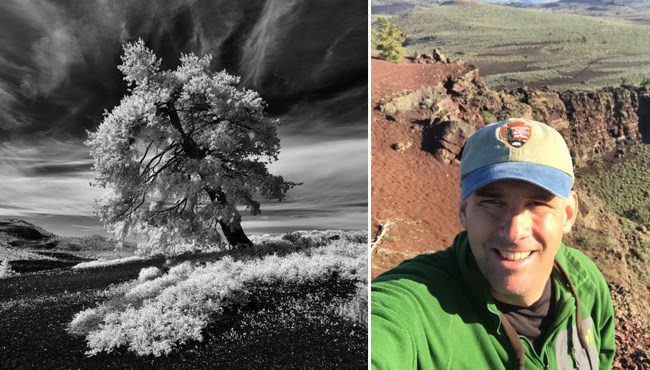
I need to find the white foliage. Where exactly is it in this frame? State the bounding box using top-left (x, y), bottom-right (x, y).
top-left (68, 307), bottom-right (108, 336)
top-left (71, 237), bottom-right (366, 357)
top-left (137, 266), bottom-right (163, 283)
top-left (0, 260), bottom-right (15, 279)
top-left (72, 256), bottom-right (145, 270)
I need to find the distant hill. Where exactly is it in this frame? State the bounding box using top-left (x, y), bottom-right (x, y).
top-left (502, 0), bottom-right (650, 25)
top-left (374, 0), bottom-right (650, 21)
top-left (0, 219), bottom-right (57, 249)
top-left (0, 218), bottom-right (133, 273)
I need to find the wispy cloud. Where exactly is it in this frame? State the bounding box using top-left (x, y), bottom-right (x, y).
top-left (267, 135), bottom-right (367, 230)
top-left (240, 0), bottom-right (304, 88)
top-left (0, 138), bottom-right (92, 176)
top-left (0, 139), bottom-right (100, 221)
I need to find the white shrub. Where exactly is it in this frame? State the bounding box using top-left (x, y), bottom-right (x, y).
top-left (86, 303), bottom-right (207, 356)
top-left (332, 281), bottom-right (368, 326)
top-left (125, 268), bottom-right (189, 303)
top-left (168, 261), bottom-right (196, 277)
top-left (72, 256), bottom-right (145, 269)
top-left (68, 308), bottom-right (108, 336)
top-left (137, 266), bottom-right (163, 282)
top-left (0, 260), bottom-right (14, 279)
top-left (72, 233), bottom-right (366, 357)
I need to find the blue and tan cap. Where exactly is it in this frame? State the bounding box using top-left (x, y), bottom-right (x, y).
top-left (460, 118), bottom-right (574, 200)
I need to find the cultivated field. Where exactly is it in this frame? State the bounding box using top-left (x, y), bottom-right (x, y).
top-left (0, 230), bottom-right (367, 369)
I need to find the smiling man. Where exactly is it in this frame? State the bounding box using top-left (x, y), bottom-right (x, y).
top-left (371, 118), bottom-right (615, 369)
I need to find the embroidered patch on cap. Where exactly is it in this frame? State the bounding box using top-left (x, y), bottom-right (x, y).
top-left (497, 120), bottom-right (532, 148)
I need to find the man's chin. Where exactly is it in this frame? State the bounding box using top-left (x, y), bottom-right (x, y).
top-left (490, 281), bottom-right (532, 305)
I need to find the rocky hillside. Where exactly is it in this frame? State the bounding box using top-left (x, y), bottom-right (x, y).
top-left (377, 57), bottom-right (648, 169)
top-left (372, 55), bottom-right (650, 368)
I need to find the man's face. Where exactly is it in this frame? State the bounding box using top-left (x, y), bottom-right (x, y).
top-left (459, 179), bottom-right (578, 307)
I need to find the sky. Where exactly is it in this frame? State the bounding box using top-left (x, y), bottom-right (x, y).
top-left (0, 0), bottom-right (367, 237)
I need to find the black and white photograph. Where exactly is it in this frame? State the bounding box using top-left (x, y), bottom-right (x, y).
top-left (0, 1), bottom-right (368, 368)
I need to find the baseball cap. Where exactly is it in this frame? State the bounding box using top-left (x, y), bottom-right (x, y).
top-left (460, 118), bottom-right (574, 200)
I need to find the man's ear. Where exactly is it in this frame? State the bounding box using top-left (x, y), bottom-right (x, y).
top-left (563, 191), bottom-right (579, 233)
top-left (459, 199), bottom-right (468, 229)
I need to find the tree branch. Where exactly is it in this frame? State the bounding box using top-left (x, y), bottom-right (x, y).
top-left (143, 154), bottom-right (182, 183)
top-left (138, 141), bottom-right (155, 167)
top-left (139, 143), bottom-right (181, 182)
top-left (111, 192), bottom-right (147, 223)
top-left (157, 100), bottom-right (207, 160)
top-left (150, 197), bottom-right (188, 216)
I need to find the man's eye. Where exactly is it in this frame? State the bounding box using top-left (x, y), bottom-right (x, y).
top-left (480, 199), bottom-right (503, 206)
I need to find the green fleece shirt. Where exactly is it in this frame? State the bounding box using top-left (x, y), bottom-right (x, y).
top-left (371, 232), bottom-right (615, 370)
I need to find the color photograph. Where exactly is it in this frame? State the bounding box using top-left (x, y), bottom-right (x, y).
top-left (371, 1), bottom-right (650, 368)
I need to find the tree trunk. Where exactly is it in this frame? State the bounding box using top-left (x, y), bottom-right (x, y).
top-left (161, 100), bottom-right (253, 249)
top-left (218, 219), bottom-right (253, 249)
top-left (205, 187), bottom-right (253, 249)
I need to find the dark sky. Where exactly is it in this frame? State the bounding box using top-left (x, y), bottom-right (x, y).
top-left (0, 0), bottom-right (367, 236)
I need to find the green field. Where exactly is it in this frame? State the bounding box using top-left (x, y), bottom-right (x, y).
top-left (386, 1), bottom-right (650, 90)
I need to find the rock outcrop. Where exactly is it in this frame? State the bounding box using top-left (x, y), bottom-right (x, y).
top-left (377, 64), bottom-right (649, 167)
top-left (412, 48), bottom-right (452, 64)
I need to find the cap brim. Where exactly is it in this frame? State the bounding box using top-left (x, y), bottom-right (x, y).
top-left (460, 162), bottom-right (573, 200)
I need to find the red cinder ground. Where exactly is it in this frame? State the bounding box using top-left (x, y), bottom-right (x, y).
top-left (371, 57), bottom-right (468, 278)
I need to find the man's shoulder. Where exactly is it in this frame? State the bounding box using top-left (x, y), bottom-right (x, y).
top-left (371, 240), bottom-right (480, 330)
top-left (372, 232), bottom-right (475, 293)
top-left (371, 239), bottom-right (470, 315)
top-left (373, 243), bottom-right (459, 285)
top-left (557, 243), bottom-right (609, 295)
top-left (559, 244), bottom-right (604, 276)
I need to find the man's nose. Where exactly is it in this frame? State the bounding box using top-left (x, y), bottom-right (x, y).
top-left (500, 209), bottom-right (532, 243)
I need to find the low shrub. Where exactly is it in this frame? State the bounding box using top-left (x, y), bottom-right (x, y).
top-left (72, 256), bottom-right (145, 270)
top-left (68, 231), bottom-right (366, 357)
top-left (137, 266), bottom-right (163, 282)
top-left (0, 260), bottom-right (15, 279)
top-left (331, 281), bottom-right (368, 327)
top-left (69, 308), bottom-right (107, 336)
top-left (482, 110), bottom-right (497, 124)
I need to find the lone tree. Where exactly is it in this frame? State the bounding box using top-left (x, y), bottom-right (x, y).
top-left (372, 17), bottom-right (406, 63)
top-left (87, 39), bottom-right (297, 254)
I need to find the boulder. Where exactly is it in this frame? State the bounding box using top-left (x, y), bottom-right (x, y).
top-left (446, 67), bottom-right (480, 97)
top-left (432, 48), bottom-right (450, 63)
top-left (426, 118), bottom-right (477, 164)
top-left (379, 85), bottom-right (449, 116)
